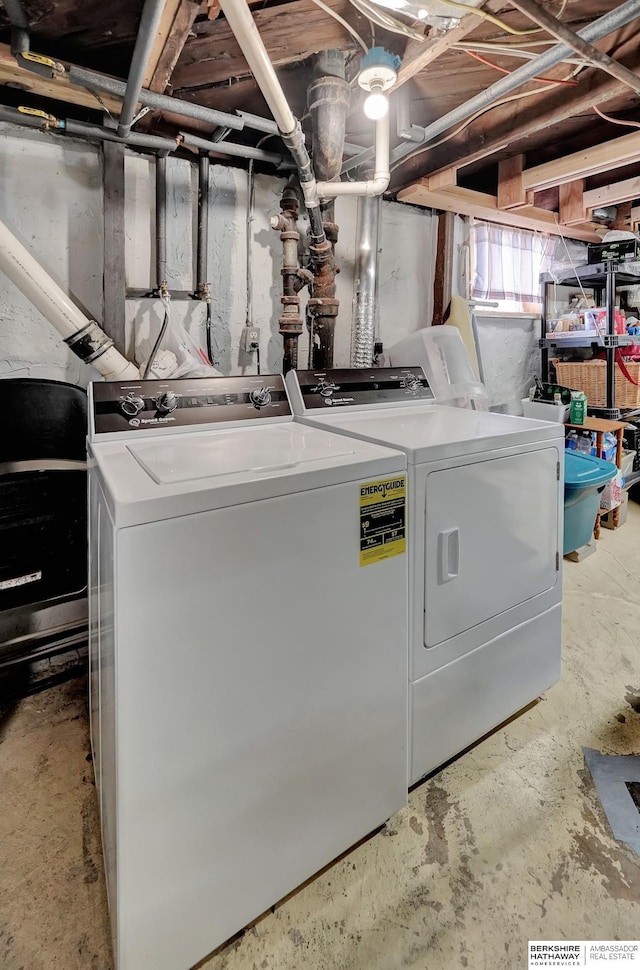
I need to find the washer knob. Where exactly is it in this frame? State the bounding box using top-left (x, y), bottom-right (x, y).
top-left (319, 382), bottom-right (339, 397)
top-left (121, 394), bottom-right (145, 417)
top-left (156, 391), bottom-right (178, 414)
top-left (402, 376), bottom-right (420, 391)
top-left (249, 386), bottom-right (271, 408)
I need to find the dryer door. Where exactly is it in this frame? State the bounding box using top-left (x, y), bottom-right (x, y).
top-left (424, 448), bottom-right (559, 648)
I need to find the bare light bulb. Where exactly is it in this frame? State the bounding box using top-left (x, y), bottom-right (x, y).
top-left (364, 89), bottom-right (389, 120)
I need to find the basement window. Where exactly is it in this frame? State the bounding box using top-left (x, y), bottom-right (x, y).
top-left (471, 221), bottom-right (547, 314)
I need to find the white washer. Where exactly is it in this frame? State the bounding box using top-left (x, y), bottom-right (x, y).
top-left (88, 374), bottom-right (408, 970)
top-left (286, 367), bottom-right (564, 785)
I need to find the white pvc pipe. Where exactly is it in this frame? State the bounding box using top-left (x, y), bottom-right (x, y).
top-left (0, 217), bottom-right (139, 380)
top-left (317, 116), bottom-right (390, 198)
top-left (217, 0), bottom-right (297, 136)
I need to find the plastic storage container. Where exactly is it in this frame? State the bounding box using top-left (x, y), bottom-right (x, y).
top-left (563, 451), bottom-right (617, 555)
top-left (388, 326), bottom-right (489, 410)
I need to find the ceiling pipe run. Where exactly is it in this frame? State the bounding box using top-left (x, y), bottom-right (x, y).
top-left (68, 66), bottom-right (278, 136)
top-left (178, 130), bottom-right (295, 168)
top-left (342, 0), bottom-right (640, 175)
top-left (0, 216), bottom-right (139, 380)
top-left (0, 104), bottom-right (290, 166)
top-left (508, 0), bottom-right (640, 96)
top-left (117, 0), bottom-right (170, 138)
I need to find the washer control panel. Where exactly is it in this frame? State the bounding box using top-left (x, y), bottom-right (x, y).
top-left (92, 375), bottom-right (290, 435)
top-left (293, 367), bottom-right (434, 410)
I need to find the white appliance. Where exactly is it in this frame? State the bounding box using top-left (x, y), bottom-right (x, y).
top-left (88, 374), bottom-right (408, 970)
top-left (286, 367), bottom-right (564, 786)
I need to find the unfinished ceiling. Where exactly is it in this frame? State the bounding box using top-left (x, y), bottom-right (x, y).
top-left (1, 0), bottom-right (640, 238)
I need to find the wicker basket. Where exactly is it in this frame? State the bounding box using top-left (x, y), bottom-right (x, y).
top-left (553, 358), bottom-right (640, 408)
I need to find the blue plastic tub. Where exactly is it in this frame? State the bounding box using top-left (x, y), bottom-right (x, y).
top-left (564, 451), bottom-right (617, 554)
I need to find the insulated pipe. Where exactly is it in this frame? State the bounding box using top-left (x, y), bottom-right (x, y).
top-left (68, 66), bottom-right (277, 135)
top-left (156, 154), bottom-right (168, 292)
top-left (216, 0), bottom-right (327, 247)
top-left (351, 195), bottom-right (381, 368)
top-left (0, 217), bottom-right (139, 380)
top-left (179, 130), bottom-right (295, 168)
top-left (508, 0), bottom-right (640, 96)
top-left (196, 153), bottom-right (210, 296)
top-left (64, 119), bottom-right (179, 152)
top-left (117, 0), bottom-right (169, 138)
top-left (3, 0), bottom-right (29, 55)
top-left (342, 0), bottom-right (640, 174)
top-left (318, 116), bottom-right (389, 197)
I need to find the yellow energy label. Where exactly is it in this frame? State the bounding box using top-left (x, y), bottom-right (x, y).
top-left (359, 476), bottom-right (407, 566)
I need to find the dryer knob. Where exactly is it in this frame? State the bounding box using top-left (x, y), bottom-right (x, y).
top-left (249, 387), bottom-right (271, 408)
top-left (156, 391), bottom-right (178, 414)
top-left (121, 394), bottom-right (145, 417)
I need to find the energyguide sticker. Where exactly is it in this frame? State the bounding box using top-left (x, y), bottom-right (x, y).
top-left (359, 476), bottom-right (407, 567)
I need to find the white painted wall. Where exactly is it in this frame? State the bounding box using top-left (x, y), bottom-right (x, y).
top-left (0, 121), bottom-right (437, 386)
top-left (0, 123), bottom-right (103, 387)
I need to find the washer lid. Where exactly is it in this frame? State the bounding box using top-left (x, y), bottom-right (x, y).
top-left (297, 404), bottom-right (564, 463)
top-left (128, 424), bottom-right (356, 483)
top-left (90, 422), bottom-right (406, 527)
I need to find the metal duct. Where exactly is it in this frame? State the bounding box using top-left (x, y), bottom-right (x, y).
top-left (351, 195), bottom-right (381, 367)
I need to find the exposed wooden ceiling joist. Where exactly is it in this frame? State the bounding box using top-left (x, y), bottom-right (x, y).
top-left (397, 180), bottom-right (601, 241)
top-left (522, 129), bottom-right (640, 193)
top-left (393, 23), bottom-right (640, 188)
top-left (144, 0), bottom-right (201, 94)
top-left (172, 0), bottom-right (371, 90)
top-left (584, 176), bottom-right (640, 209)
top-left (0, 42), bottom-right (121, 114)
top-left (394, 0), bottom-right (496, 90)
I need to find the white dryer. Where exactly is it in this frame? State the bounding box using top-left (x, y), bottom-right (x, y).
top-left (286, 367), bottom-right (564, 786)
top-left (88, 374), bottom-right (408, 970)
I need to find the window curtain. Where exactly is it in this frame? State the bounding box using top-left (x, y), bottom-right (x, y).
top-left (472, 222), bottom-right (547, 304)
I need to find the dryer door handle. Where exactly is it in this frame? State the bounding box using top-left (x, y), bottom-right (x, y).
top-left (438, 527), bottom-right (460, 584)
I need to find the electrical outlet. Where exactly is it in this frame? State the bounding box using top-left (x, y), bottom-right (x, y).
top-left (241, 327), bottom-right (260, 352)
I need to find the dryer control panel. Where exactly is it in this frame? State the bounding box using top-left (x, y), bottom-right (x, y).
top-left (291, 367), bottom-right (434, 410)
top-left (91, 375), bottom-right (291, 435)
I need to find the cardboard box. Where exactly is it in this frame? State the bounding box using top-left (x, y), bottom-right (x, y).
top-left (601, 490), bottom-right (629, 529)
top-left (600, 469), bottom-right (623, 511)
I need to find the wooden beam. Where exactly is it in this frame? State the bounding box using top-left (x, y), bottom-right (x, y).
top-left (433, 211), bottom-right (455, 326)
top-left (559, 180), bottom-right (586, 226)
top-left (522, 131), bottom-right (640, 193)
top-left (0, 43), bottom-right (121, 114)
top-left (172, 0), bottom-right (370, 88)
top-left (497, 155), bottom-right (525, 210)
top-left (102, 143), bottom-right (127, 358)
top-left (394, 1), bottom-right (495, 90)
top-left (427, 167), bottom-right (458, 191)
top-left (584, 176), bottom-right (640, 210)
top-left (145, 0), bottom-right (201, 94)
top-left (397, 181), bottom-right (600, 242)
top-left (393, 35), bottom-right (640, 188)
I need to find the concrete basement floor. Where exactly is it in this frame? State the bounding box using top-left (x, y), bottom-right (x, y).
top-left (2, 510), bottom-right (640, 970)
